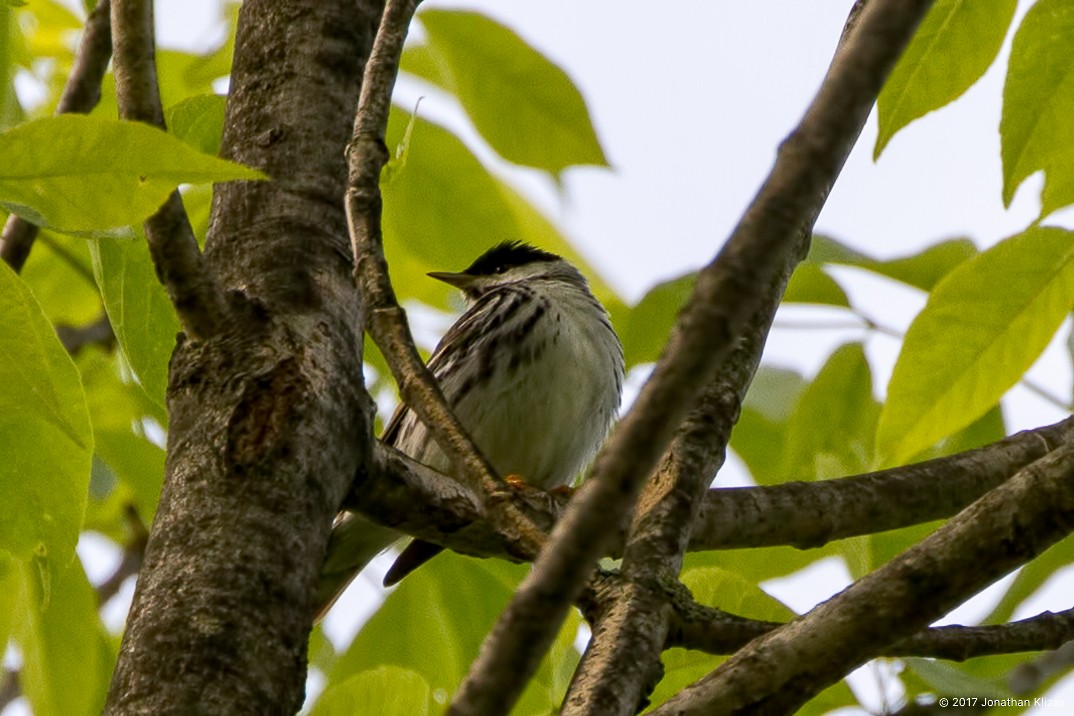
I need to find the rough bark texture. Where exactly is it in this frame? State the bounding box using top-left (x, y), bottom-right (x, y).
top-left (104, 1), bottom-right (384, 713)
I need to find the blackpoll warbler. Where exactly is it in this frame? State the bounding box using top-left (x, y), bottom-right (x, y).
top-left (315, 241), bottom-right (624, 619)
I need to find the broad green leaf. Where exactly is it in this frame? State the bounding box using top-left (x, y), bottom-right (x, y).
top-left (1001, 0), bottom-right (1074, 214)
top-left (779, 343), bottom-right (879, 483)
top-left (782, 262), bottom-right (850, 307)
top-left (166, 93), bottom-right (226, 156)
top-left (0, 260), bottom-right (92, 588)
top-left (382, 109), bottom-right (520, 308)
top-left (380, 108), bottom-right (623, 328)
top-left (399, 44), bottom-right (448, 88)
top-left (79, 352), bottom-right (165, 518)
top-left (810, 234), bottom-right (978, 292)
top-left (621, 273), bottom-right (695, 368)
top-left (414, 10), bottom-right (607, 176)
top-left (19, 229), bottom-right (101, 325)
top-left (909, 403), bottom-right (1006, 464)
top-left (89, 229), bottom-right (182, 410)
top-left (682, 545), bottom-right (840, 593)
top-left (730, 365), bottom-right (807, 484)
top-left (326, 553), bottom-right (579, 715)
top-left (312, 666), bottom-right (431, 716)
top-left (14, 557), bottom-right (114, 716)
top-left (0, 553), bottom-right (19, 650)
top-left (649, 566), bottom-right (843, 711)
top-left (0, 114), bottom-right (263, 231)
top-left (1, 4), bottom-right (22, 130)
top-left (983, 536), bottom-right (1074, 625)
top-left (904, 658), bottom-right (1008, 699)
top-left (640, 566), bottom-right (867, 712)
top-left (875, 0), bottom-right (1016, 158)
top-left (877, 227), bottom-right (1074, 466)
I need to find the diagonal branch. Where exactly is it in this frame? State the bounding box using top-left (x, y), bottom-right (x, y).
top-left (448, 2), bottom-right (935, 713)
top-left (652, 442), bottom-right (1074, 715)
top-left (111, 0), bottom-right (228, 339)
top-left (1, 0), bottom-right (113, 273)
top-left (562, 271), bottom-right (789, 714)
top-left (344, 0), bottom-right (546, 554)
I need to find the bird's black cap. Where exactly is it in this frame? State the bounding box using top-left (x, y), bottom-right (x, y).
top-left (462, 241), bottom-right (560, 276)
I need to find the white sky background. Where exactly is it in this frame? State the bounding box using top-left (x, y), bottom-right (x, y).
top-left (15, 1), bottom-right (1070, 714)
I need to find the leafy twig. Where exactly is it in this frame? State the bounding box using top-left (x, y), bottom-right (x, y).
top-left (344, 0), bottom-right (546, 554)
top-left (0, 0), bottom-right (113, 273)
top-left (111, 0), bottom-right (228, 339)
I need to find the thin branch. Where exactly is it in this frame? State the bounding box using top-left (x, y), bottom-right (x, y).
top-left (449, 1), bottom-right (934, 712)
top-left (1009, 638), bottom-right (1074, 694)
top-left (95, 504), bottom-right (149, 606)
top-left (691, 416), bottom-right (1074, 550)
top-left (583, 569), bottom-right (1074, 665)
top-left (651, 442), bottom-right (1074, 715)
top-left (344, 0), bottom-right (545, 554)
top-left (111, 0), bottom-right (228, 339)
top-left (1020, 376), bottom-right (1072, 411)
top-left (0, 0), bottom-right (113, 273)
top-left (0, 669), bottom-right (19, 712)
top-left (56, 313), bottom-right (116, 355)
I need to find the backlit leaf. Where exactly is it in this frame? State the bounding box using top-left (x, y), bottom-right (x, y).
top-left (0, 114), bottom-right (263, 232)
top-left (414, 10), bottom-right (607, 176)
top-left (0, 260), bottom-right (92, 589)
top-left (1001, 0), bottom-right (1074, 215)
top-left (876, 0), bottom-right (1015, 157)
top-left (877, 227), bottom-right (1074, 465)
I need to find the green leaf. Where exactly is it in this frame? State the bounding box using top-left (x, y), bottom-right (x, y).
top-left (79, 351), bottom-right (166, 519)
top-left (0, 114), bottom-right (264, 232)
top-left (875, 0), bottom-right (1016, 158)
top-left (0, 260), bottom-right (92, 587)
top-left (621, 273), bottom-right (695, 368)
top-left (89, 230), bottom-right (182, 410)
top-left (877, 227), bottom-right (1074, 466)
top-left (730, 366), bottom-right (807, 484)
top-left (166, 93), bottom-right (227, 156)
top-left (413, 10), bottom-right (607, 176)
top-left (326, 553), bottom-right (578, 714)
top-left (649, 566), bottom-right (800, 710)
top-left (14, 557), bottom-right (114, 716)
top-left (810, 234), bottom-right (978, 292)
top-left (311, 666), bottom-right (431, 716)
top-left (1001, 0), bottom-right (1074, 214)
top-left (779, 343), bottom-right (879, 482)
top-left (782, 262), bottom-right (850, 307)
top-left (19, 230), bottom-right (101, 325)
top-left (982, 535), bottom-right (1074, 625)
top-left (382, 109), bottom-right (520, 307)
top-left (904, 658), bottom-right (1008, 699)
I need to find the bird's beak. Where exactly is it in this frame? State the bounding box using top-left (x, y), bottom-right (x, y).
top-left (427, 271), bottom-right (474, 289)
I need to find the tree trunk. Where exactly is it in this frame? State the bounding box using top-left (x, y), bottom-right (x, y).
top-left (105, 1), bottom-right (384, 712)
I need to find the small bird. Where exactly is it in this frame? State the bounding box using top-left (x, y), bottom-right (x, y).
top-left (314, 241), bottom-right (624, 620)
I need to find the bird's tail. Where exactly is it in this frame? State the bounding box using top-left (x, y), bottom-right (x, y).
top-left (313, 512), bottom-right (400, 622)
